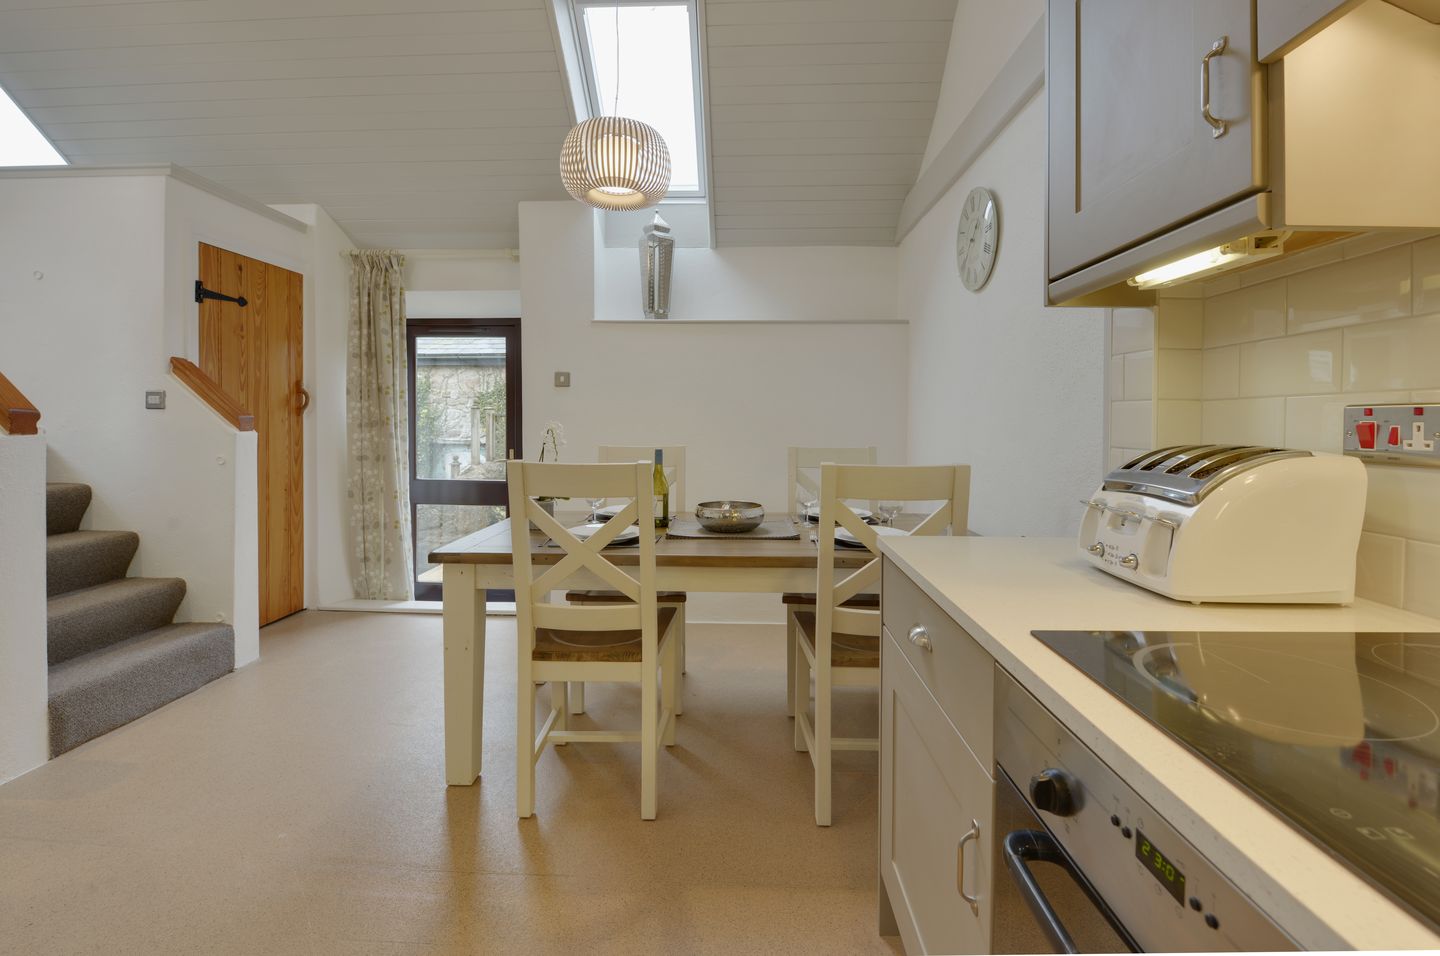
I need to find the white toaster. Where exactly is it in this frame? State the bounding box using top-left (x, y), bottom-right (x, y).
top-left (1078, 445), bottom-right (1367, 604)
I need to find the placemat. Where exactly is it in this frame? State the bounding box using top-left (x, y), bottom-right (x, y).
top-left (665, 518), bottom-right (801, 540)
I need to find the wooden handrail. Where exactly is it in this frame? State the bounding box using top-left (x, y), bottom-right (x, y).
top-left (0, 370), bottom-right (40, 435)
top-left (170, 357), bottom-right (254, 431)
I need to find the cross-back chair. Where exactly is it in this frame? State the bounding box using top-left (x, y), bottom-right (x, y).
top-left (566, 444), bottom-right (689, 716)
top-left (792, 462), bottom-right (970, 826)
top-left (782, 446), bottom-right (878, 717)
top-left (508, 460), bottom-right (680, 821)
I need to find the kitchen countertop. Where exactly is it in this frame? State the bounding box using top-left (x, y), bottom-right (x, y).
top-left (878, 535), bottom-right (1440, 951)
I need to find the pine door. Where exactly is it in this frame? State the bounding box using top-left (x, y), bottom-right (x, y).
top-left (198, 242), bottom-right (305, 626)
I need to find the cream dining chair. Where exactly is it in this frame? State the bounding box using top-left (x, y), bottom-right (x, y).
top-left (566, 445), bottom-right (688, 716)
top-left (508, 459), bottom-right (680, 820)
top-left (792, 462), bottom-right (970, 826)
top-left (782, 446), bottom-right (878, 718)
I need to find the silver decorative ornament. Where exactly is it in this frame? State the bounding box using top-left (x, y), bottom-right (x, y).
top-left (640, 213), bottom-right (673, 319)
top-left (560, 116), bottom-right (671, 211)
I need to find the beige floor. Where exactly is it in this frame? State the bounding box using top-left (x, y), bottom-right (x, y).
top-left (0, 610), bottom-right (903, 955)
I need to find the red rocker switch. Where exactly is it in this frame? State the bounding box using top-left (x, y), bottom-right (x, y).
top-left (1388, 425), bottom-right (1403, 447)
top-left (1357, 420), bottom-right (1378, 450)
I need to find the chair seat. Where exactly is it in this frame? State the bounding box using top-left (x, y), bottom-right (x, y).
top-left (566, 589), bottom-right (687, 604)
top-left (792, 611), bottom-right (879, 669)
top-left (782, 591), bottom-right (880, 608)
top-left (534, 606), bottom-right (678, 663)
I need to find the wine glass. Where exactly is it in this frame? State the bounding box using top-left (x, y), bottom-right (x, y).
top-left (795, 492), bottom-right (817, 526)
top-left (586, 496), bottom-right (606, 523)
top-left (877, 500), bottom-right (903, 526)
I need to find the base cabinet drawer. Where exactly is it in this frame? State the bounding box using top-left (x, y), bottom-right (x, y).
top-left (883, 559), bottom-right (994, 767)
top-left (880, 629), bottom-right (995, 955)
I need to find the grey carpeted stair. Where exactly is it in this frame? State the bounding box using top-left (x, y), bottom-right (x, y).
top-left (46, 530), bottom-right (139, 597)
top-left (46, 482), bottom-right (92, 536)
top-left (48, 577), bottom-right (187, 665)
top-left (43, 482), bottom-right (234, 756)
top-left (48, 623), bottom-right (235, 757)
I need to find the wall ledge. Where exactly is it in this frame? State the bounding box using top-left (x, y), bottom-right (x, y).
top-left (0, 163), bottom-right (308, 233)
top-left (896, 16), bottom-right (1045, 243)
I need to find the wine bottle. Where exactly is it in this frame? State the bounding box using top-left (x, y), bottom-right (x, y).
top-left (652, 449), bottom-right (670, 530)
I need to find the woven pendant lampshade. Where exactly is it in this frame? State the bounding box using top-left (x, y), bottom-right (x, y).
top-left (560, 116), bottom-right (672, 211)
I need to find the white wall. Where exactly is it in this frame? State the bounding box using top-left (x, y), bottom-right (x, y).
top-left (0, 434), bottom-right (48, 784)
top-left (594, 244), bottom-right (897, 323)
top-left (0, 170), bottom-right (288, 667)
top-left (920, 0), bottom-right (1044, 176)
top-left (901, 90), bottom-right (1107, 537)
top-left (521, 200), bottom-right (908, 621)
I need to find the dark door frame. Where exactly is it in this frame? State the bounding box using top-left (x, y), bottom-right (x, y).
top-left (407, 316), bottom-right (521, 600)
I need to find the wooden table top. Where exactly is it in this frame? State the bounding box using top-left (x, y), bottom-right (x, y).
top-left (430, 511), bottom-right (884, 568)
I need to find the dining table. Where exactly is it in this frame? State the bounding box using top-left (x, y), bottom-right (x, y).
top-left (429, 510), bottom-right (882, 786)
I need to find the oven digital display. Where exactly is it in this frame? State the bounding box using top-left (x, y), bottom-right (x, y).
top-left (1135, 829), bottom-right (1186, 903)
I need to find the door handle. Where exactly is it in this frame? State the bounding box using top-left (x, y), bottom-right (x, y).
top-left (297, 386), bottom-right (311, 413)
top-left (957, 819), bottom-right (981, 912)
top-left (1201, 36), bottom-right (1229, 138)
top-left (1002, 830), bottom-right (1139, 953)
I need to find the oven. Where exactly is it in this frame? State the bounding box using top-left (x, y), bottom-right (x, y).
top-left (992, 669), bottom-right (1295, 953)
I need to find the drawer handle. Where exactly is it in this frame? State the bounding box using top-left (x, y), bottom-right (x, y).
top-left (1201, 35), bottom-right (1229, 138)
top-left (957, 819), bottom-right (981, 912)
top-left (907, 624), bottom-right (933, 652)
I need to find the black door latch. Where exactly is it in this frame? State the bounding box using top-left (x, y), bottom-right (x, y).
top-left (195, 280), bottom-right (247, 307)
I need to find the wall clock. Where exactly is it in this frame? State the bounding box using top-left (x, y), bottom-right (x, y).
top-left (956, 186), bottom-right (999, 292)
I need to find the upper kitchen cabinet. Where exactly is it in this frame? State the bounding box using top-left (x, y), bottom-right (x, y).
top-left (1046, 0), bottom-right (1440, 306)
top-left (1046, 1), bottom-right (1263, 289)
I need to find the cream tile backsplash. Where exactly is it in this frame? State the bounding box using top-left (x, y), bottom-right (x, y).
top-left (1344, 313), bottom-right (1440, 391)
top-left (1203, 281), bottom-right (1286, 347)
top-left (1238, 328), bottom-right (1341, 396)
top-left (1202, 345), bottom-right (1240, 399)
top-left (1127, 232), bottom-right (1440, 613)
top-left (1108, 308), bottom-right (1155, 470)
top-left (1286, 244), bottom-right (1411, 333)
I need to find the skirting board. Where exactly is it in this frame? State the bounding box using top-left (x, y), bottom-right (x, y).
top-left (317, 599), bottom-right (516, 616)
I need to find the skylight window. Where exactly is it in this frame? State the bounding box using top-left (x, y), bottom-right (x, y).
top-left (0, 83), bottom-right (65, 167)
top-left (570, 1), bottom-right (705, 196)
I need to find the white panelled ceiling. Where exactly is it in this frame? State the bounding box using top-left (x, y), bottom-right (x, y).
top-left (705, 0), bottom-right (955, 246)
top-left (0, 0), bottom-right (957, 248)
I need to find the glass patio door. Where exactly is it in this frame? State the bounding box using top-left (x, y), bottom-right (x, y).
top-left (407, 317), bottom-right (521, 600)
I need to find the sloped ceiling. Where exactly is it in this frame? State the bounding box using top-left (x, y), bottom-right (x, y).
top-left (0, 0), bottom-right (956, 248)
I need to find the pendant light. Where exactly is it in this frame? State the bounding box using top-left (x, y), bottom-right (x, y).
top-left (559, 5), bottom-right (671, 211)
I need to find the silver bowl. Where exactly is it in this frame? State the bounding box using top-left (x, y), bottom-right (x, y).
top-left (695, 500), bottom-right (765, 533)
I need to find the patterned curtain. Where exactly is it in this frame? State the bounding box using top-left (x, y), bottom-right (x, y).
top-left (347, 250), bottom-right (414, 600)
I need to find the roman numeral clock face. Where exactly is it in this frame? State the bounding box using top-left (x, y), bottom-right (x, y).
top-left (956, 186), bottom-right (999, 292)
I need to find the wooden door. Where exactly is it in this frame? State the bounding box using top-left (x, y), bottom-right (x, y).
top-left (198, 243), bottom-right (304, 626)
top-left (1046, 0), bottom-right (1263, 280)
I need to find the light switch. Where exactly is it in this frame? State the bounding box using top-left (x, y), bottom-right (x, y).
top-left (145, 390), bottom-right (166, 410)
top-left (554, 371), bottom-right (571, 388)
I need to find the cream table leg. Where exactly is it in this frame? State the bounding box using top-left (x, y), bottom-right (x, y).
top-left (442, 564), bottom-right (486, 786)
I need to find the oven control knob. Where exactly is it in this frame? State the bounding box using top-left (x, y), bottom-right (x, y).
top-left (1119, 553), bottom-right (1139, 570)
top-left (1087, 542), bottom-right (1104, 556)
top-left (1029, 769), bottom-right (1078, 817)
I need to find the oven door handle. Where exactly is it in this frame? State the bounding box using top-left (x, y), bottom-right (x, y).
top-left (1002, 829), bottom-right (1140, 954)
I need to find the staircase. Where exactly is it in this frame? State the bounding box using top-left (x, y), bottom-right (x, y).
top-left (46, 482), bottom-right (234, 756)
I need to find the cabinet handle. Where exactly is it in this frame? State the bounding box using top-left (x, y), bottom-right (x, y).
top-left (1201, 36), bottom-right (1229, 138)
top-left (907, 624), bottom-right (932, 652)
top-left (297, 385), bottom-right (311, 413)
top-left (957, 819), bottom-right (981, 912)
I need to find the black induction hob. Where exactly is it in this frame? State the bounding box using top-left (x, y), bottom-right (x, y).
top-left (1032, 629), bottom-right (1440, 932)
